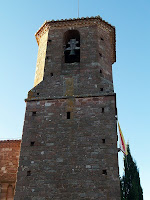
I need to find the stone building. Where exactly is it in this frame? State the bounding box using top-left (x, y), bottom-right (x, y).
top-left (0, 140), bottom-right (21, 200)
top-left (1, 16), bottom-right (120, 200)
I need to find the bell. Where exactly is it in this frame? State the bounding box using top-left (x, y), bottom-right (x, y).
top-left (69, 49), bottom-right (76, 56)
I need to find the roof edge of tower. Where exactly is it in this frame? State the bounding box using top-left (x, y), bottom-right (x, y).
top-left (0, 140), bottom-right (21, 147)
top-left (35, 16), bottom-right (116, 64)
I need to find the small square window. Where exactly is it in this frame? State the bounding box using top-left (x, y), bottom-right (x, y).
top-left (99, 53), bottom-right (102, 57)
top-left (32, 111), bottom-right (36, 116)
top-left (102, 170), bottom-right (107, 175)
top-left (50, 73), bottom-right (53, 77)
top-left (100, 88), bottom-right (103, 91)
top-left (30, 142), bottom-right (35, 146)
top-left (37, 93), bottom-right (39, 95)
top-left (101, 37), bottom-right (104, 41)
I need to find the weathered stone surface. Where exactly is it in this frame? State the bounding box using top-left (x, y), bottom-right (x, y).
top-left (15, 16), bottom-right (120, 200)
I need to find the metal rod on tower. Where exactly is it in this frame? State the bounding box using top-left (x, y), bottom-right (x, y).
top-left (78, 0), bottom-right (79, 18)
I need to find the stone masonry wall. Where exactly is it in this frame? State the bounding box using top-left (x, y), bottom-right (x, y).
top-left (15, 96), bottom-right (120, 200)
top-left (34, 31), bottom-right (48, 87)
top-left (0, 140), bottom-right (21, 200)
top-left (29, 23), bottom-right (114, 101)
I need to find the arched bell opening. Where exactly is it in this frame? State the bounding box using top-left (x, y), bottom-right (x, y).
top-left (63, 30), bottom-right (80, 63)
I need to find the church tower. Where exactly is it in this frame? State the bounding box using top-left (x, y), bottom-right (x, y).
top-left (15, 16), bottom-right (120, 200)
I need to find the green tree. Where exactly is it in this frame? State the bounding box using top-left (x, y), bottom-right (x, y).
top-left (120, 144), bottom-right (143, 200)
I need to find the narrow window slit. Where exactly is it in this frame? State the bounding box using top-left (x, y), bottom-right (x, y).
top-left (27, 171), bottom-right (31, 176)
top-left (102, 139), bottom-right (105, 143)
top-left (102, 108), bottom-right (104, 113)
top-left (101, 37), bottom-right (104, 41)
top-left (48, 39), bottom-right (52, 42)
top-left (67, 112), bottom-right (71, 119)
top-left (100, 69), bottom-right (102, 74)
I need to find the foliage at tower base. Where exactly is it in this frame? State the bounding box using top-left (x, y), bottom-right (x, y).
top-left (120, 144), bottom-right (143, 200)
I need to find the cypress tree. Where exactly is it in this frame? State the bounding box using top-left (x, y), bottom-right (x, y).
top-left (121, 144), bottom-right (143, 200)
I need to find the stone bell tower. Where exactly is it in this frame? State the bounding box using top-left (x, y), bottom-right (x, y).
top-left (15, 16), bottom-right (120, 200)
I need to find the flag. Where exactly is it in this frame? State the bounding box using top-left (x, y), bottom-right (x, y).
top-left (118, 122), bottom-right (127, 155)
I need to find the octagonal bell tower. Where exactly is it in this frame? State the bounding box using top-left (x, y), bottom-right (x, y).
top-left (15, 16), bottom-right (120, 200)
